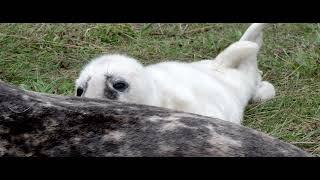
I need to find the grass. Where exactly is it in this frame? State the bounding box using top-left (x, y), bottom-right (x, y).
top-left (0, 23), bottom-right (319, 156)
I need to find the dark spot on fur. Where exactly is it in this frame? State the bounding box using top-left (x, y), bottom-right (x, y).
top-left (105, 75), bottom-right (113, 80)
top-left (103, 141), bottom-right (121, 154)
top-left (103, 75), bottom-right (119, 100)
top-left (104, 89), bottom-right (118, 100)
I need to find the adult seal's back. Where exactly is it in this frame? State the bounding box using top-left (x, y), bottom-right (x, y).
top-left (0, 81), bottom-right (311, 157)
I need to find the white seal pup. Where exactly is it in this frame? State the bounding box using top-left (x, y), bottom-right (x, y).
top-left (75, 23), bottom-right (275, 124)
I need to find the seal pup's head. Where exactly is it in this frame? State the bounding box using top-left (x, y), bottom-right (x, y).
top-left (75, 54), bottom-right (155, 105)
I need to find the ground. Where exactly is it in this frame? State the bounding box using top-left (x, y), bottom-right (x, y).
top-left (0, 23), bottom-right (319, 156)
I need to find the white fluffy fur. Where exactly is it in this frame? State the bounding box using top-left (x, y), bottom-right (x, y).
top-left (75, 23), bottom-right (275, 124)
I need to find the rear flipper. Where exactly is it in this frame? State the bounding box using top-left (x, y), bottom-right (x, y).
top-left (251, 81), bottom-right (275, 103)
top-left (214, 23), bottom-right (268, 69)
top-left (213, 40), bottom-right (260, 71)
top-left (213, 23), bottom-right (276, 103)
top-left (214, 41), bottom-right (275, 103)
top-left (240, 23), bottom-right (266, 49)
top-left (240, 24), bottom-right (276, 103)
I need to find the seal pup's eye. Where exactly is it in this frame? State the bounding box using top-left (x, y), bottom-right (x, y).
top-left (76, 88), bottom-right (84, 96)
top-left (113, 81), bottom-right (128, 92)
